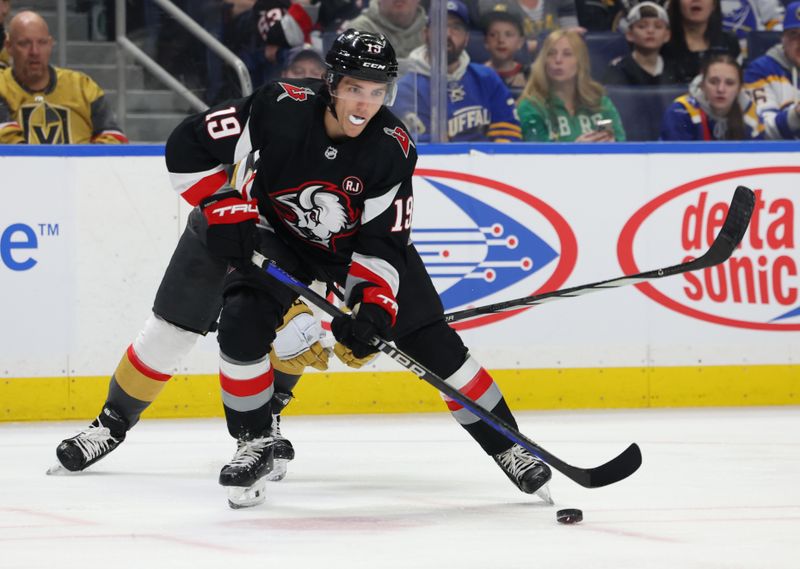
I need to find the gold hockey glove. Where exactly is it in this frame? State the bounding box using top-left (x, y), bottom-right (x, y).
top-left (270, 300), bottom-right (329, 374)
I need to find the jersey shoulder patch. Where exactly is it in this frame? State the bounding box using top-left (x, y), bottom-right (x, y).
top-left (261, 78), bottom-right (324, 104)
top-left (276, 81), bottom-right (315, 102)
top-left (383, 124), bottom-right (414, 158)
top-left (376, 108), bottom-right (416, 160)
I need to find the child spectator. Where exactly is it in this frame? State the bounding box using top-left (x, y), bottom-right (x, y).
top-left (517, 29), bottom-right (626, 140)
top-left (605, 1), bottom-right (679, 84)
top-left (483, 10), bottom-right (529, 88)
top-left (661, 52), bottom-right (764, 139)
top-left (661, 0), bottom-right (740, 83)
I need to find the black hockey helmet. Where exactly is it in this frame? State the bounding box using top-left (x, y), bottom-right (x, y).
top-left (325, 29), bottom-right (399, 105)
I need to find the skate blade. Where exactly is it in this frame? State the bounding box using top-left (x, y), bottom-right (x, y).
top-left (46, 463), bottom-right (75, 476)
top-left (226, 478), bottom-right (267, 509)
top-left (535, 483), bottom-right (555, 505)
top-left (265, 459), bottom-right (288, 482)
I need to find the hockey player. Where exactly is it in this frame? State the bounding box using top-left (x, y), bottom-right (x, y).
top-left (49, 154), bottom-right (328, 483)
top-left (163, 28), bottom-right (552, 508)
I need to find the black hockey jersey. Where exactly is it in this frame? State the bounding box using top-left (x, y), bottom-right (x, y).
top-left (165, 78), bottom-right (417, 307)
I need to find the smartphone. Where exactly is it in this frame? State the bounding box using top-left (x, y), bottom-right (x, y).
top-left (595, 118), bottom-right (613, 132)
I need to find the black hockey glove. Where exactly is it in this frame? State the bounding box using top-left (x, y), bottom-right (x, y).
top-left (331, 302), bottom-right (393, 359)
top-left (200, 190), bottom-right (259, 268)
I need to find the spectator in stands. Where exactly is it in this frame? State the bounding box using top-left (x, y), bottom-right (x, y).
top-left (605, 1), bottom-right (679, 85)
top-left (483, 10), bottom-right (529, 88)
top-left (222, 1), bottom-right (318, 88)
top-left (661, 0), bottom-right (740, 83)
top-left (661, 52), bottom-right (763, 138)
top-left (744, 0), bottom-right (800, 138)
top-left (721, 0), bottom-right (784, 47)
top-left (466, 0), bottom-right (584, 54)
top-left (517, 29), bottom-right (626, 140)
top-left (575, 0), bottom-right (624, 31)
top-left (393, 0), bottom-right (522, 141)
top-left (343, 0), bottom-right (427, 58)
top-left (280, 44), bottom-right (326, 78)
top-left (0, 11), bottom-right (127, 144)
top-left (0, 0), bottom-right (9, 68)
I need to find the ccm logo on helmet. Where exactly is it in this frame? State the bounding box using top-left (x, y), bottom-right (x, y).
top-left (362, 62), bottom-right (387, 69)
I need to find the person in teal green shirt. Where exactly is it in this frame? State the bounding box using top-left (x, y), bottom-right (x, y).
top-left (517, 29), bottom-right (626, 142)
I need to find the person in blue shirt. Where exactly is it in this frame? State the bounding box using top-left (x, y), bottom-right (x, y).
top-left (661, 52), bottom-right (764, 139)
top-left (392, 0), bottom-right (522, 142)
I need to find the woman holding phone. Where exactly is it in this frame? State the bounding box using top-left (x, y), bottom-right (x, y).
top-left (517, 29), bottom-right (626, 142)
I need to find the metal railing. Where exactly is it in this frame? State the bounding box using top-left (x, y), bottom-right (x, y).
top-left (113, 0), bottom-right (252, 132)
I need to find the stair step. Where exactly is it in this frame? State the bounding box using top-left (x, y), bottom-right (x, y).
top-left (67, 41), bottom-right (118, 65)
top-left (40, 12), bottom-right (91, 42)
top-left (103, 89), bottom-right (198, 113)
top-left (123, 112), bottom-right (190, 143)
top-left (15, 0), bottom-right (81, 10)
top-left (71, 63), bottom-right (145, 90)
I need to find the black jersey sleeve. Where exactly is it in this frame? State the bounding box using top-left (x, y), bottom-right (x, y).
top-left (165, 93), bottom-right (265, 206)
top-left (343, 119), bottom-right (418, 322)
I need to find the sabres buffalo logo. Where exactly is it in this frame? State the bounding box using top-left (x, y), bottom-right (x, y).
top-left (271, 181), bottom-right (360, 250)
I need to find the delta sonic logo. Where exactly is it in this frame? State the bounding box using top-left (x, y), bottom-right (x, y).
top-left (618, 167), bottom-right (800, 331)
top-left (412, 170), bottom-right (576, 330)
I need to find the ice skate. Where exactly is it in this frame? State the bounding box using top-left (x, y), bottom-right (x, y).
top-left (493, 443), bottom-right (554, 504)
top-left (47, 407), bottom-right (128, 475)
top-left (266, 414), bottom-right (294, 482)
top-left (219, 437), bottom-right (274, 509)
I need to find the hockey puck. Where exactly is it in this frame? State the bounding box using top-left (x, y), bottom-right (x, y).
top-left (556, 508), bottom-right (583, 524)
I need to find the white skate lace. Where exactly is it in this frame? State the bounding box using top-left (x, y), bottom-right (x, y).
top-left (229, 437), bottom-right (273, 468)
top-left (73, 426), bottom-right (118, 461)
top-left (269, 415), bottom-right (283, 440)
top-left (495, 444), bottom-right (542, 480)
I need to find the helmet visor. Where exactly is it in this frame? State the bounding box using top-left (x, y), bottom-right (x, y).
top-left (330, 73), bottom-right (398, 106)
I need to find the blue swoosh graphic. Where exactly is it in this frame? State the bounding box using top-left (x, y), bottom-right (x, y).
top-left (771, 305), bottom-right (800, 322)
top-left (412, 177), bottom-right (559, 311)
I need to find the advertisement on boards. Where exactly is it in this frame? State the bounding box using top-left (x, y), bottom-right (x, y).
top-left (1, 150), bottom-right (798, 379)
top-left (0, 157), bottom-right (74, 373)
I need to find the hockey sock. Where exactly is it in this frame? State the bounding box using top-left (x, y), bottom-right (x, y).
top-left (105, 313), bottom-right (199, 428)
top-left (395, 320), bottom-right (517, 456)
top-left (439, 356), bottom-right (518, 456)
top-left (219, 352), bottom-right (275, 440)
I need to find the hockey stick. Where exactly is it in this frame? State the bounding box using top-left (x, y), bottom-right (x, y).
top-left (444, 185), bottom-right (755, 324)
top-left (252, 251), bottom-right (642, 489)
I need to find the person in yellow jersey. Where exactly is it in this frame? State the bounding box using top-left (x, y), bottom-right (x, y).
top-left (0, 0), bottom-right (10, 69)
top-left (0, 10), bottom-right (127, 143)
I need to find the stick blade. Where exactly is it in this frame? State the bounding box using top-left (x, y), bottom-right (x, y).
top-left (565, 442), bottom-right (642, 489)
top-left (702, 185), bottom-right (755, 266)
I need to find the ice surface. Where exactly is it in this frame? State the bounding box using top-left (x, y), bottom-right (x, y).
top-left (1, 407), bottom-right (798, 569)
